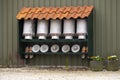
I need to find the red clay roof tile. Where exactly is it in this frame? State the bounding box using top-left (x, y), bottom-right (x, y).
top-left (16, 6), bottom-right (93, 20)
top-left (62, 7), bottom-right (71, 13)
top-left (56, 7), bottom-right (65, 14)
top-left (49, 7), bottom-right (58, 14)
top-left (21, 7), bottom-right (31, 14)
top-left (70, 7), bottom-right (78, 13)
top-left (53, 12), bottom-right (62, 19)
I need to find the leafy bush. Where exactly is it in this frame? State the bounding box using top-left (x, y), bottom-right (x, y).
top-left (107, 55), bottom-right (119, 60)
top-left (90, 56), bottom-right (102, 61)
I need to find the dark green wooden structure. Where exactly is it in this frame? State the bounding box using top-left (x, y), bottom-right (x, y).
top-left (0, 0), bottom-right (120, 67)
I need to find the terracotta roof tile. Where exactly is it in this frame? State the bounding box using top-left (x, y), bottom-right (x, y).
top-left (16, 6), bottom-right (93, 20)
top-left (34, 7), bottom-right (43, 13)
top-left (53, 12), bottom-right (62, 19)
top-left (56, 7), bottom-right (65, 14)
top-left (74, 13), bottom-right (80, 19)
top-left (49, 7), bottom-right (58, 13)
top-left (76, 7), bottom-right (84, 13)
top-left (62, 7), bottom-right (71, 13)
top-left (21, 7), bottom-right (31, 14)
top-left (41, 7), bottom-right (50, 13)
top-left (70, 6), bottom-right (78, 13)
top-left (60, 12), bottom-right (69, 19)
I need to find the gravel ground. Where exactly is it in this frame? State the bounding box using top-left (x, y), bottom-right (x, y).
top-left (0, 68), bottom-right (120, 80)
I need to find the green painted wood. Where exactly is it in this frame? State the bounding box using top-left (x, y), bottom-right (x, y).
top-left (0, 0), bottom-right (3, 65)
top-left (82, 0), bottom-right (89, 5)
top-left (28, 0), bottom-right (34, 7)
top-left (21, 39), bottom-right (87, 43)
top-left (94, 0), bottom-right (101, 56)
top-left (0, 0), bottom-right (120, 67)
top-left (66, 0), bottom-right (71, 6)
top-left (71, 0), bottom-right (77, 6)
top-left (111, 0), bottom-right (117, 54)
top-left (88, 0), bottom-right (94, 5)
top-left (106, 0), bottom-right (112, 55)
top-left (17, 1), bottom-right (25, 66)
top-left (60, 0), bottom-right (67, 7)
top-left (100, 0), bottom-right (106, 57)
top-left (12, 0), bottom-right (19, 66)
top-left (3, 0), bottom-right (8, 66)
top-left (50, 0), bottom-right (55, 7)
top-left (39, 0), bottom-right (44, 7)
top-left (92, 1), bottom-right (96, 55)
top-left (34, 0), bottom-right (39, 7)
top-left (88, 12), bottom-right (93, 57)
top-left (23, 0), bottom-right (29, 7)
top-left (18, 0), bottom-right (23, 10)
top-left (44, 0), bottom-right (50, 7)
top-left (92, 0), bottom-right (97, 55)
top-left (55, 0), bottom-right (60, 7)
top-left (8, 0), bottom-right (13, 66)
top-left (77, 0), bottom-right (83, 6)
top-left (116, 0), bottom-right (120, 59)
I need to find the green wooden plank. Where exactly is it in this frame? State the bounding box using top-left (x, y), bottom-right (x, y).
top-left (71, 0), bottom-right (77, 6)
top-left (7, 0), bottom-right (13, 66)
top-left (35, 54), bottom-right (40, 66)
top-left (21, 39), bottom-right (88, 43)
top-left (0, 0), bottom-right (3, 65)
top-left (50, 0), bottom-right (55, 7)
top-left (88, 0), bottom-right (94, 6)
top-left (35, 56), bottom-right (40, 65)
top-left (82, 0), bottom-right (89, 5)
top-left (33, 0), bottom-right (39, 7)
top-left (54, 55), bottom-right (58, 67)
top-left (92, 0), bottom-right (97, 55)
top-left (41, 55), bottom-right (45, 66)
top-left (23, 0), bottom-right (29, 7)
top-left (55, 0), bottom-right (61, 7)
top-left (95, 0), bottom-right (101, 55)
top-left (97, 0), bottom-right (102, 56)
top-left (18, 0), bottom-right (23, 10)
top-left (57, 55), bottom-right (61, 66)
top-left (77, 0), bottom-right (83, 6)
top-left (24, 52), bottom-right (86, 55)
top-left (66, 0), bottom-right (71, 6)
top-left (17, 0), bottom-right (24, 66)
top-left (111, 0), bottom-right (117, 53)
top-left (3, 0), bottom-right (8, 66)
top-left (48, 55), bottom-right (52, 66)
top-left (49, 55), bottom-right (53, 66)
top-left (39, 0), bottom-right (44, 7)
top-left (78, 56), bottom-right (82, 66)
top-left (106, 0), bottom-right (112, 55)
top-left (60, 0), bottom-right (67, 7)
top-left (12, 0), bottom-right (19, 66)
top-left (100, 0), bottom-right (107, 58)
top-left (75, 55), bottom-right (79, 67)
top-left (28, 0), bottom-right (34, 7)
top-left (71, 55), bottom-right (77, 66)
top-left (116, 0), bottom-right (120, 58)
top-left (68, 55), bottom-right (72, 67)
top-left (44, 0), bottom-right (50, 7)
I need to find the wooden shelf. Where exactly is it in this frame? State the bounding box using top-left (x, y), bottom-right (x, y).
top-left (18, 14), bottom-right (93, 58)
top-left (23, 52), bottom-right (87, 55)
top-left (21, 39), bottom-right (88, 43)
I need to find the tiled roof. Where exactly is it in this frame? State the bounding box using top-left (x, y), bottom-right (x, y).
top-left (16, 6), bottom-right (94, 20)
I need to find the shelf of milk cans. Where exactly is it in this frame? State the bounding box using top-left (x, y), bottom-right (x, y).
top-left (16, 6), bottom-right (93, 59)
